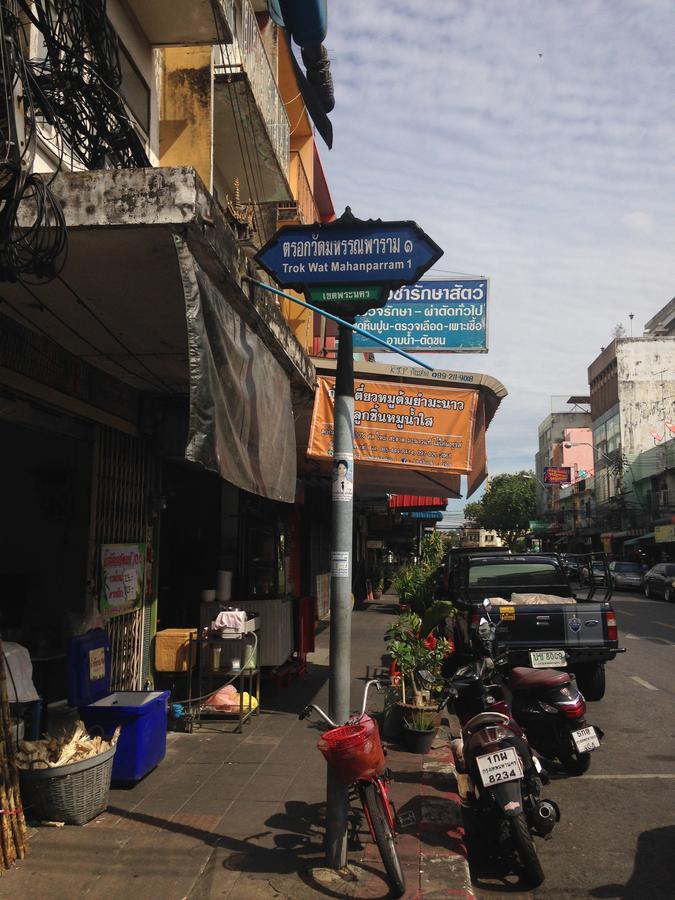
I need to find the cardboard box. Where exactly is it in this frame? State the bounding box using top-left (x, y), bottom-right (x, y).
top-left (154, 628), bottom-right (197, 672)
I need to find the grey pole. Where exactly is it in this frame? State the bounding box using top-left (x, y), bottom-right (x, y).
top-left (325, 323), bottom-right (355, 869)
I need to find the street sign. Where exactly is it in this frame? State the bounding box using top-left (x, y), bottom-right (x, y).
top-left (255, 208), bottom-right (443, 316)
top-left (307, 285), bottom-right (385, 306)
top-left (352, 279), bottom-right (488, 353)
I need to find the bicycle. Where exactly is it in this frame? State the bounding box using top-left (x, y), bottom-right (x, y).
top-left (299, 679), bottom-right (405, 898)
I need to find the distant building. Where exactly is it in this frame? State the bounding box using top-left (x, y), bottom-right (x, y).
top-left (534, 402), bottom-right (592, 518)
top-left (586, 298), bottom-right (675, 558)
top-left (458, 525), bottom-right (504, 548)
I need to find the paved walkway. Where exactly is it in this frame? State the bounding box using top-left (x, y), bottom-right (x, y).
top-left (3, 595), bottom-right (471, 899)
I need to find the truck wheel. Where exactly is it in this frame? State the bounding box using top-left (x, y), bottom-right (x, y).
top-left (577, 663), bottom-right (606, 701)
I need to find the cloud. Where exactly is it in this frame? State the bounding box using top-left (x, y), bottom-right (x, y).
top-left (621, 211), bottom-right (655, 235)
top-left (321, 1), bottom-right (675, 489)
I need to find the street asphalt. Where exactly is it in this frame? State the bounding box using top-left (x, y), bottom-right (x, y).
top-left (471, 588), bottom-right (675, 898)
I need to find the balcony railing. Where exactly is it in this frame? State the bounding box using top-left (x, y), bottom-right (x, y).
top-left (216, 0), bottom-right (290, 175)
top-left (278, 151), bottom-right (319, 225)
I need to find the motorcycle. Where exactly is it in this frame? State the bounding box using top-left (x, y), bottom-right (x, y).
top-left (508, 662), bottom-right (603, 776)
top-left (424, 604), bottom-right (559, 887)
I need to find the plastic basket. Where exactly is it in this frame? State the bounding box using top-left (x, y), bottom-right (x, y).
top-left (18, 744), bottom-right (116, 825)
top-left (318, 716), bottom-right (385, 784)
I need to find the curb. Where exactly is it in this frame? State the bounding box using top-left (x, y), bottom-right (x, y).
top-left (361, 727), bottom-right (474, 899)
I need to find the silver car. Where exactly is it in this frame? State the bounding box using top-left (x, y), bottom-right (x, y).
top-left (609, 561), bottom-right (644, 591)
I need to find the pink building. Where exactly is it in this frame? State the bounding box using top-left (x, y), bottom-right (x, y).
top-left (551, 428), bottom-right (595, 481)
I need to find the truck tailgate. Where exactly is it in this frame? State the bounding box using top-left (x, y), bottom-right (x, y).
top-left (497, 603), bottom-right (607, 653)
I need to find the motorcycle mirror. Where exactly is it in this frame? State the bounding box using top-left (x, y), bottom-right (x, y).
top-left (483, 598), bottom-right (492, 611)
top-left (417, 669), bottom-right (436, 685)
top-left (477, 618), bottom-right (491, 640)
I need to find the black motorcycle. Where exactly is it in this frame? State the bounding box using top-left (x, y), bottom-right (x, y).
top-left (425, 607), bottom-right (560, 887)
top-left (508, 664), bottom-right (603, 776)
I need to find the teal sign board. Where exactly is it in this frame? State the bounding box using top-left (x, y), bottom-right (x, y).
top-left (352, 279), bottom-right (488, 353)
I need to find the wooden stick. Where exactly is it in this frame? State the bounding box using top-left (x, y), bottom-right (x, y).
top-left (0, 637), bottom-right (28, 870)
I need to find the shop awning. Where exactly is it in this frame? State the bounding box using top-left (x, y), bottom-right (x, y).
top-left (6, 167), bottom-right (312, 504)
top-left (624, 532), bottom-right (655, 547)
top-left (389, 495), bottom-right (448, 511)
top-left (400, 511), bottom-right (443, 521)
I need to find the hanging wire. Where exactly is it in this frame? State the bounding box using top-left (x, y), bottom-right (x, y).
top-left (0, 1), bottom-right (151, 284)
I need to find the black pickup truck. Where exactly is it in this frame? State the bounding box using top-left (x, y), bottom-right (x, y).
top-left (450, 553), bottom-right (625, 700)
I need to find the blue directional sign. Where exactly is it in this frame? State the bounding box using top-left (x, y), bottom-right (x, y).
top-left (255, 216), bottom-right (443, 291)
top-left (352, 279), bottom-right (488, 353)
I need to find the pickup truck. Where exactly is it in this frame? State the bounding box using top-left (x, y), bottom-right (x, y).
top-left (449, 553), bottom-right (625, 700)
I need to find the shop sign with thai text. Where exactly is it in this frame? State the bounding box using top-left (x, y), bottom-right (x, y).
top-left (100, 543), bottom-right (146, 617)
top-left (352, 279), bottom-right (488, 353)
top-left (307, 377), bottom-right (479, 473)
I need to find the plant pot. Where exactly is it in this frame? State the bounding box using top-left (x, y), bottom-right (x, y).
top-left (373, 589), bottom-right (382, 599)
top-left (401, 726), bottom-right (436, 755)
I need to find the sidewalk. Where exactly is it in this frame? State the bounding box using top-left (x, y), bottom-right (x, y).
top-left (3, 595), bottom-right (471, 899)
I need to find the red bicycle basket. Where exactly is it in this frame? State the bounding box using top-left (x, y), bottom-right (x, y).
top-left (318, 716), bottom-right (385, 784)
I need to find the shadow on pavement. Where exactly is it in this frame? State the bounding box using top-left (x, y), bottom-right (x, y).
top-left (590, 825), bottom-right (675, 899)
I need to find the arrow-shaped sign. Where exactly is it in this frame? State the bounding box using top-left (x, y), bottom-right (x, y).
top-left (255, 209), bottom-right (443, 293)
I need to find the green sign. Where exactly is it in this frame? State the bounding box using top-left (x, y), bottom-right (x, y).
top-left (308, 285), bottom-right (383, 304)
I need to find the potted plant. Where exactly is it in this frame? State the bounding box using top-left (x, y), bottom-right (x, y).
top-left (401, 705), bottom-right (437, 754)
top-left (385, 603), bottom-right (455, 749)
top-left (372, 567), bottom-right (385, 599)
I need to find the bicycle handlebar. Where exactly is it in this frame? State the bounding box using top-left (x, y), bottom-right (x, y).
top-left (298, 678), bottom-right (391, 728)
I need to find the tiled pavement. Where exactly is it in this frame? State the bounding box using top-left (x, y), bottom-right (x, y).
top-left (3, 595), bottom-right (471, 899)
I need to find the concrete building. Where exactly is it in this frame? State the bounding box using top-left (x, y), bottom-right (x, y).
top-left (587, 299), bottom-right (675, 559)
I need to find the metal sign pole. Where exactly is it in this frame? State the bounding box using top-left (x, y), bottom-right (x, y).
top-left (325, 323), bottom-right (354, 868)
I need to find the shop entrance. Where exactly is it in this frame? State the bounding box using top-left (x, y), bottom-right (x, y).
top-left (0, 414), bottom-right (93, 703)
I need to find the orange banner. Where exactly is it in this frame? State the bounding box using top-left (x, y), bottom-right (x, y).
top-left (307, 377), bottom-right (479, 473)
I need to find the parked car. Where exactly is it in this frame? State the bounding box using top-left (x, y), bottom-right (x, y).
top-left (581, 560), bottom-right (607, 586)
top-left (563, 558), bottom-right (582, 581)
top-left (643, 563), bottom-right (675, 602)
top-left (608, 561), bottom-right (644, 592)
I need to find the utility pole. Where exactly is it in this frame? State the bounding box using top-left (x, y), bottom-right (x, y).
top-left (326, 323), bottom-right (354, 868)
top-left (254, 210), bottom-right (442, 871)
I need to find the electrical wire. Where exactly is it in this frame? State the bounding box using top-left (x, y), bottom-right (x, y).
top-left (208, 0), bottom-right (270, 244)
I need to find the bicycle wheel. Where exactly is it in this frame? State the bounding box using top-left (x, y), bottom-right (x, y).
top-left (360, 779), bottom-right (406, 898)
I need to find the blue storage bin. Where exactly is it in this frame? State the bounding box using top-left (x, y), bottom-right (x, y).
top-left (80, 691), bottom-right (169, 783)
top-left (68, 630), bottom-right (169, 783)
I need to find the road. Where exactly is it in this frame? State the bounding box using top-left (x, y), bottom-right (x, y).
top-left (470, 589), bottom-right (675, 898)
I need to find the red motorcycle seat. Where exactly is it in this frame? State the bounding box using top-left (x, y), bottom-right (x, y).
top-left (510, 667), bottom-right (571, 690)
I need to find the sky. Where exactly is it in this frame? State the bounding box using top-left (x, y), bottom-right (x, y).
top-left (319, 1), bottom-right (675, 525)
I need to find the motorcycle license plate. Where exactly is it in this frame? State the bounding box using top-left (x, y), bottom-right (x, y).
top-left (476, 747), bottom-right (523, 787)
top-left (529, 649), bottom-right (566, 668)
top-left (572, 726), bottom-right (600, 753)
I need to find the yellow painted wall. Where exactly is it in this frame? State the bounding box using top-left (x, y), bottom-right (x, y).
top-left (159, 46), bottom-right (214, 191)
top-left (280, 290), bottom-right (314, 355)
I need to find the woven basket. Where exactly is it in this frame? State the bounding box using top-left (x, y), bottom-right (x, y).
top-left (18, 744), bottom-right (116, 825)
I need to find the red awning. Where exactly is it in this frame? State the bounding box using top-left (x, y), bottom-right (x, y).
top-left (388, 495), bottom-right (448, 511)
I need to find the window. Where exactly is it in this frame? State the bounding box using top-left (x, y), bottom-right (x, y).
top-left (468, 562), bottom-right (560, 587)
top-left (118, 40), bottom-right (150, 134)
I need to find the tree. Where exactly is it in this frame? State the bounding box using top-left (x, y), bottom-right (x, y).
top-left (463, 472), bottom-right (537, 550)
top-left (612, 322), bottom-right (626, 339)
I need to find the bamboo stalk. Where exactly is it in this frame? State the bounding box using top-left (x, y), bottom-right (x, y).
top-left (0, 638), bottom-right (28, 870)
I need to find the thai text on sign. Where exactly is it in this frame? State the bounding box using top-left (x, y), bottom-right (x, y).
top-left (307, 378), bottom-right (479, 473)
top-left (100, 543), bottom-right (146, 617)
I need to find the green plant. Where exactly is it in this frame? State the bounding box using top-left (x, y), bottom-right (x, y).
top-left (372, 566), bottom-right (384, 590)
top-left (392, 532), bottom-right (449, 613)
top-left (403, 707), bottom-right (436, 732)
top-left (386, 606), bottom-right (454, 705)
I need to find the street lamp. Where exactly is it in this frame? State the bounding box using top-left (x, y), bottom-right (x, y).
top-left (563, 441), bottom-right (611, 468)
top-left (523, 473), bottom-right (548, 488)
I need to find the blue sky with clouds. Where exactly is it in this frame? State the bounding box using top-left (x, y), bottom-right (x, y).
top-left (320, 1), bottom-right (675, 519)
